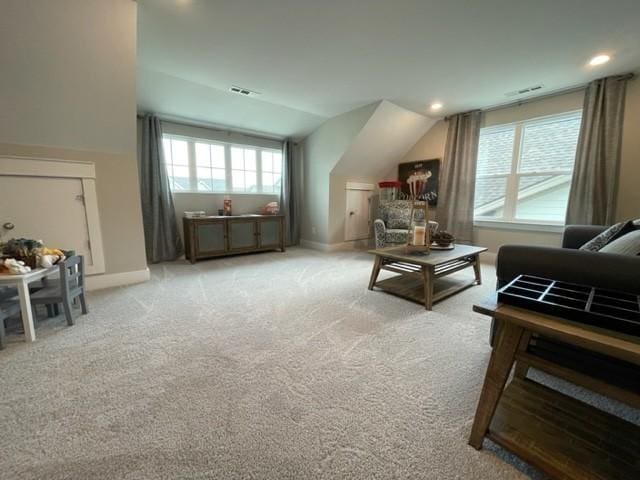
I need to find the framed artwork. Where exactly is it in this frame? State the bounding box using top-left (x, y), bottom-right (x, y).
top-left (398, 159), bottom-right (440, 206)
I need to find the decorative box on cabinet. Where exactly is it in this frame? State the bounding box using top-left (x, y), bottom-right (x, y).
top-left (183, 215), bottom-right (285, 263)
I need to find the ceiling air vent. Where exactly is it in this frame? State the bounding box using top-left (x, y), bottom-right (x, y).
top-left (229, 85), bottom-right (260, 97)
top-left (505, 84), bottom-right (544, 97)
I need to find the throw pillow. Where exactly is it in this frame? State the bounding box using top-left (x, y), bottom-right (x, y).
top-left (579, 221), bottom-right (636, 252)
top-left (599, 230), bottom-right (640, 256)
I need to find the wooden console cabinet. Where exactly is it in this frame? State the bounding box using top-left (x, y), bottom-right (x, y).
top-left (183, 215), bottom-right (285, 263)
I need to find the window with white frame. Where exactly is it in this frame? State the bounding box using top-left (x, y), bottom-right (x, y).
top-left (260, 150), bottom-right (283, 194)
top-left (162, 137), bottom-right (190, 191)
top-left (473, 111), bottom-right (582, 224)
top-left (162, 135), bottom-right (283, 194)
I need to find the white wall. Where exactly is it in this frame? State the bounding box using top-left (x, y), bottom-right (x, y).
top-left (301, 101), bottom-right (434, 246)
top-left (0, 0), bottom-right (137, 154)
top-left (301, 102), bottom-right (379, 244)
top-left (0, 0), bottom-right (146, 278)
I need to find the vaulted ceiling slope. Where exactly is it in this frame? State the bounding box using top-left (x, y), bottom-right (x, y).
top-left (138, 0), bottom-right (640, 138)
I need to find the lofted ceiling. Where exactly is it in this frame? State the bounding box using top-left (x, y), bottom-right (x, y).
top-left (137, 0), bottom-right (640, 138)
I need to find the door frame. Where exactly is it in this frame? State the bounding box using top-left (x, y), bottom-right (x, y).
top-left (0, 155), bottom-right (106, 275)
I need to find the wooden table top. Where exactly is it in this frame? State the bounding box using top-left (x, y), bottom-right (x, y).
top-left (368, 244), bottom-right (487, 266)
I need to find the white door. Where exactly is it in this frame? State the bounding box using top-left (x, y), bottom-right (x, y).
top-left (0, 176), bottom-right (93, 263)
top-left (345, 188), bottom-right (372, 241)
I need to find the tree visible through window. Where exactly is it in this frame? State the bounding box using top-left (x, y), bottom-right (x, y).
top-left (473, 111), bottom-right (582, 224)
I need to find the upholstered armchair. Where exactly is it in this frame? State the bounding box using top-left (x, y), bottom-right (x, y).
top-left (374, 200), bottom-right (439, 248)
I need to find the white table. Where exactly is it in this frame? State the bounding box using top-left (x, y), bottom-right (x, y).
top-left (0, 266), bottom-right (57, 342)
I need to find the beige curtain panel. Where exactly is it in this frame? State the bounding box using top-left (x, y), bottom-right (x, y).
top-left (437, 110), bottom-right (482, 244)
top-left (566, 75), bottom-right (630, 225)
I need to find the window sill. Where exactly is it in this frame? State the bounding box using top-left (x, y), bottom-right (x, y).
top-left (171, 191), bottom-right (280, 196)
top-left (473, 220), bottom-right (565, 233)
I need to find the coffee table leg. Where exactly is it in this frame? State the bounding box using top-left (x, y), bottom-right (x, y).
top-left (473, 255), bottom-right (482, 285)
top-left (468, 321), bottom-right (524, 449)
top-left (368, 256), bottom-right (382, 290)
top-left (422, 266), bottom-right (434, 310)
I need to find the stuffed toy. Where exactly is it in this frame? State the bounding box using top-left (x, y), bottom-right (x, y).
top-left (3, 258), bottom-right (31, 275)
top-left (37, 247), bottom-right (66, 268)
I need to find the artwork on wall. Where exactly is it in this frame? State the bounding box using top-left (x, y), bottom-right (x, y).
top-left (398, 159), bottom-right (440, 206)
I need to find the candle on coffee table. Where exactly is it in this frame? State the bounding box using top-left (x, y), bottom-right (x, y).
top-left (413, 225), bottom-right (426, 246)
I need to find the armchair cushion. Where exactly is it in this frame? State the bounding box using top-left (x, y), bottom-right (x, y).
top-left (387, 212), bottom-right (409, 230)
top-left (386, 229), bottom-right (409, 244)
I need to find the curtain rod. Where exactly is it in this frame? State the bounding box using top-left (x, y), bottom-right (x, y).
top-left (447, 72), bottom-right (636, 118)
top-left (136, 111), bottom-right (286, 143)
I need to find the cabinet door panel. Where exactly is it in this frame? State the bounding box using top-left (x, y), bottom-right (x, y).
top-left (259, 219), bottom-right (281, 248)
top-left (196, 222), bottom-right (226, 254)
top-left (229, 221), bottom-right (257, 251)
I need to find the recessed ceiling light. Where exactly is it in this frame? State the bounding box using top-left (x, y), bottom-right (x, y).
top-left (589, 54), bottom-right (611, 66)
top-left (430, 102), bottom-right (443, 111)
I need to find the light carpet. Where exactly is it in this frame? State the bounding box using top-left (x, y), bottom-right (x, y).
top-left (0, 248), bottom-right (637, 479)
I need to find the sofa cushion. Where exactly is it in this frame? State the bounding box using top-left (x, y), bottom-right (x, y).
top-left (599, 229), bottom-right (640, 256)
top-left (579, 221), bottom-right (636, 252)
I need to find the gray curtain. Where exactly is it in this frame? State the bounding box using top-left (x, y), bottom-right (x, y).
top-left (566, 75), bottom-right (629, 225)
top-left (139, 115), bottom-right (184, 262)
top-left (281, 140), bottom-right (301, 245)
top-left (436, 110), bottom-right (482, 244)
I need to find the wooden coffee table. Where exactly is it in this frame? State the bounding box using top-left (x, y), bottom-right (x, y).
top-left (367, 244), bottom-right (487, 310)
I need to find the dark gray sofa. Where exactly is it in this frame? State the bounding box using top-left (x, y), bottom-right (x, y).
top-left (494, 225), bottom-right (640, 391)
top-left (497, 225), bottom-right (640, 294)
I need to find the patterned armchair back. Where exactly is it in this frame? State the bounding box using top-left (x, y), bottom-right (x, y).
top-left (377, 200), bottom-right (426, 229)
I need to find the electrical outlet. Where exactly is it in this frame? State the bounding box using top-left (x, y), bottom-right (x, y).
top-left (311, 226), bottom-right (317, 236)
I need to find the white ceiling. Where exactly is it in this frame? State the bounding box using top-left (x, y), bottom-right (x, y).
top-left (137, 0), bottom-right (640, 138)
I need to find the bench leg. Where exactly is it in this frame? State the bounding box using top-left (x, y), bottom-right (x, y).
top-left (469, 321), bottom-right (524, 449)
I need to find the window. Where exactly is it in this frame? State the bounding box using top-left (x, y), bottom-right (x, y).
top-left (231, 146), bottom-right (257, 192)
top-left (260, 150), bottom-right (283, 194)
top-left (162, 138), bottom-right (190, 191)
top-left (473, 111), bottom-right (582, 224)
top-left (162, 135), bottom-right (283, 194)
top-left (195, 142), bottom-right (226, 192)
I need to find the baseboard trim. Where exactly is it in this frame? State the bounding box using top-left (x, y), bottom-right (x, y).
top-left (86, 268), bottom-right (150, 291)
top-left (300, 239), bottom-right (369, 252)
